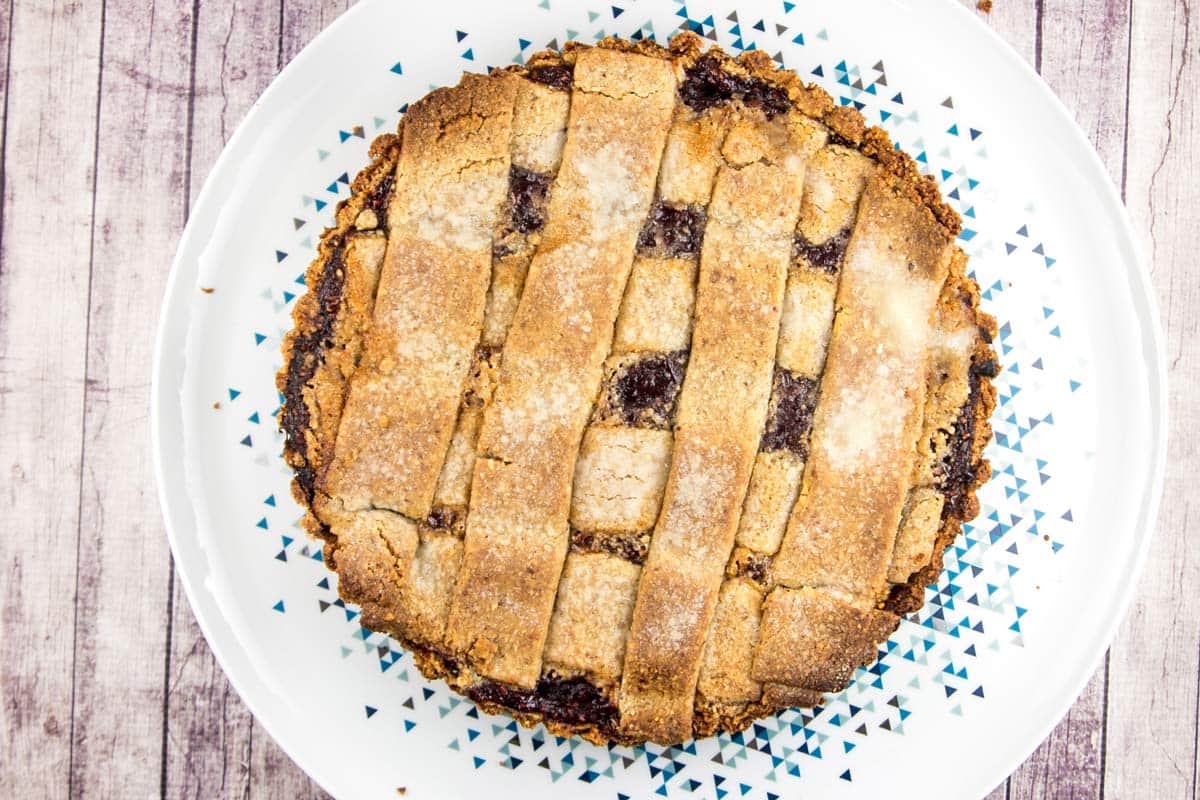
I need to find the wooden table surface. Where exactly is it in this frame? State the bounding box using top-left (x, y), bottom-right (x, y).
top-left (0, 1), bottom-right (1194, 797)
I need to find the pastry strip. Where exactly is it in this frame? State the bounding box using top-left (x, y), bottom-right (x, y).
top-left (445, 49), bottom-right (677, 687)
top-left (769, 173), bottom-right (953, 602)
top-left (752, 586), bottom-right (896, 691)
top-left (543, 552), bottom-right (642, 681)
top-left (696, 578), bottom-right (765, 703)
top-left (381, 79), bottom-right (573, 652)
top-left (332, 510), bottom-right (420, 616)
top-left (299, 233), bottom-right (390, 517)
top-left (429, 76), bottom-right (573, 518)
top-left (323, 74), bottom-right (518, 519)
top-left (279, 134), bottom-right (399, 536)
top-left (734, 145), bottom-right (874, 557)
top-left (698, 144), bottom-right (873, 708)
top-left (548, 103), bottom-right (729, 684)
top-left (618, 117), bottom-right (821, 741)
top-left (887, 249), bottom-right (982, 586)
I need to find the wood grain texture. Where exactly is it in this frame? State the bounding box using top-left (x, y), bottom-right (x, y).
top-left (162, 1), bottom-right (341, 797)
top-left (161, 2), bottom-right (277, 798)
top-left (0, 0), bottom-right (12, 238)
top-left (0, 2), bottom-right (103, 798)
top-left (1039, 0), bottom-right (1131, 174)
top-left (1010, 673), bottom-right (1108, 800)
top-left (0, 1), bottom-right (1196, 797)
top-left (163, 619), bottom-right (253, 800)
top-left (1105, 0), bottom-right (1200, 797)
top-left (68, 2), bottom-right (195, 797)
top-left (249, 724), bottom-right (334, 800)
top-left (281, 0), bottom-right (353, 67)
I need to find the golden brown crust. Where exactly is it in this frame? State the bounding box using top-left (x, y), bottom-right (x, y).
top-left (278, 133), bottom-right (402, 541)
top-left (618, 105), bottom-right (823, 743)
top-left (752, 587), bottom-right (898, 691)
top-left (584, 32), bottom-right (959, 236)
top-left (768, 172), bottom-right (954, 602)
top-left (886, 251), bottom-right (998, 613)
top-left (322, 73), bottom-right (518, 522)
top-left (444, 48), bottom-right (679, 688)
top-left (277, 33), bottom-right (998, 746)
top-left (330, 510), bottom-right (419, 611)
top-left (543, 552), bottom-right (642, 682)
top-left (697, 578), bottom-right (766, 704)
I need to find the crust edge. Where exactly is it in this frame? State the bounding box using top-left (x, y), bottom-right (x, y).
top-left (276, 34), bottom-right (998, 746)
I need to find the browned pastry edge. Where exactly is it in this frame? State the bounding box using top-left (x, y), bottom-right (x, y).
top-left (276, 132), bottom-right (401, 543)
top-left (277, 33), bottom-right (998, 744)
top-left (884, 257), bottom-right (999, 615)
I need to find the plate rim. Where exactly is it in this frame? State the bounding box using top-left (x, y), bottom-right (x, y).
top-left (928, 1), bottom-right (1170, 792)
top-left (150, 0), bottom-right (1170, 796)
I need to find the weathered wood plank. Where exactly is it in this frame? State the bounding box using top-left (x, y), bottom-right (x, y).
top-left (249, 727), bottom-right (333, 799)
top-left (162, 3), bottom-right (347, 796)
top-left (1010, 672), bottom-right (1107, 799)
top-left (163, 618), bottom-right (253, 800)
top-left (1003, 2), bottom-right (1132, 798)
top-left (67, 1), bottom-right (195, 797)
top-left (1106, 0), bottom-right (1200, 797)
top-left (0, 2), bottom-right (103, 797)
top-left (1039, 0), bottom-right (1130, 176)
top-left (0, 0), bottom-right (13, 234)
top-left (965, 5), bottom-right (1037, 798)
top-left (185, 0), bottom-right (282, 195)
top-left (281, 0), bottom-right (352, 67)
top-left (163, 3), bottom-right (281, 795)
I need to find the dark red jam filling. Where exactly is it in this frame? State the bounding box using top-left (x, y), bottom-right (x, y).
top-left (507, 166), bottom-right (552, 235)
top-left (938, 368), bottom-right (984, 520)
top-left (467, 674), bottom-right (619, 735)
top-left (737, 552), bottom-right (772, 583)
top-left (426, 506), bottom-right (460, 531)
top-left (760, 369), bottom-right (819, 456)
top-left (825, 131), bottom-right (857, 149)
top-left (570, 528), bottom-right (648, 564)
top-left (281, 242), bottom-right (347, 504)
top-left (972, 357), bottom-right (1000, 378)
top-left (637, 202), bottom-right (706, 258)
top-left (364, 173), bottom-right (394, 229)
top-left (793, 227), bottom-right (851, 273)
top-left (527, 64), bottom-right (574, 91)
top-left (611, 350), bottom-right (688, 427)
top-left (679, 54), bottom-right (792, 118)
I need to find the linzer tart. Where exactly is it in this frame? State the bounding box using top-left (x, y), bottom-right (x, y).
top-left (277, 33), bottom-right (998, 746)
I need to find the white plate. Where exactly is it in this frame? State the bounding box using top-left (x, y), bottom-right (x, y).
top-left (152, 1), bottom-right (1167, 797)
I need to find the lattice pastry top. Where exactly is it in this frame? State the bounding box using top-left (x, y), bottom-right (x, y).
top-left (279, 33), bottom-right (998, 746)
